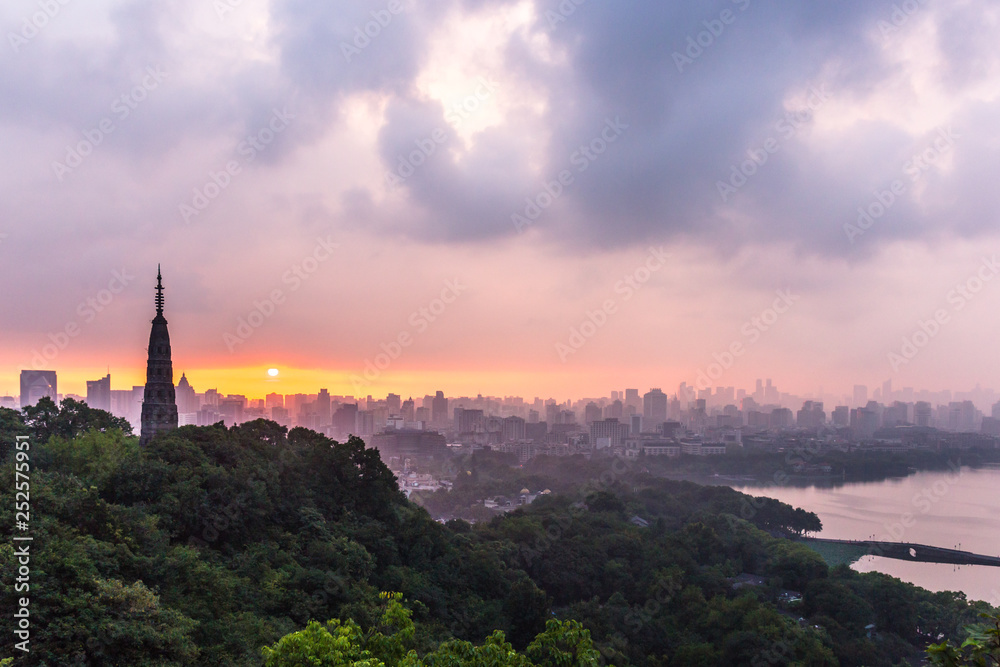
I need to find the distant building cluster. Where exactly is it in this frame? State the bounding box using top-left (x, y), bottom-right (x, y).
top-left (10, 371), bottom-right (1000, 467)
top-left (9, 269), bottom-right (997, 473)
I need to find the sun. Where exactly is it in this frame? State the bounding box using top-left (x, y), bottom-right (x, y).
top-left (267, 368), bottom-right (279, 377)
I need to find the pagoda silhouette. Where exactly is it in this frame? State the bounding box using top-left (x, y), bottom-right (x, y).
top-left (139, 265), bottom-right (178, 446)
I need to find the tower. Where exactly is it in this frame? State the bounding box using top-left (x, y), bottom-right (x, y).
top-left (140, 266), bottom-right (178, 446)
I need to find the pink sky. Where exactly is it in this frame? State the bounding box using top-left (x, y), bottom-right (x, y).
top-left (2, 0), bottom-right (999, 403)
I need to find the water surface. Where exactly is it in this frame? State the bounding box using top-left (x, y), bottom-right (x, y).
top-left (731, 467), bottom-right (1000, 603)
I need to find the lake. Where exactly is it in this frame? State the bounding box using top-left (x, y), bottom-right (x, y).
top-left (729, 466), bottom-right (1000, 604)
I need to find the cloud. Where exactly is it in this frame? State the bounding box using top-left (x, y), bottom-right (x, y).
top-left (351, 0), bottom-right (1000, 256)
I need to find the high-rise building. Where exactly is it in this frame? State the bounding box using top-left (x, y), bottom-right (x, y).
top-left (883, 401), bottom-right (908, 427)
top-left (643, 388), bottom-right (667, 424)
top-left (19, 370), bottom-right (57, 408)
top-left (86, 373), bottom-right (111, 412)
top-left (401, 397), bottom-right (415, 422)
top-left (764, 379), bottom-right (778, 404)
top-left (356, 410), bottom-right (375, 436)
top-left (584, 402), bottom-right (602, 424)
top-left (333, 403), bottom-right (359, 435)
top-left (625, 388), bottom-right (640, 411)
top-left (386, 393), bottom-right (401, 413)
top-left (947, 401), bottom-right (977, 432)
top-left (853, 408), bottom-right (879, 438)
top-left (831, 405), bottom-right (849, 427)
top-left (630, 413), bottom-right (642, 435)
top-left (203, 388), bottom-right (219, 407)
top-left (914, 401), bottom-right (933, 427)
top-left (110, 389), bottom-right (136, 424)
top-left (140, 267), bottom-right (178, 446)
top-left (589, 418), bottom-right (629, 450)
top-left (175, 373), bottom-right (197, 414)
top-left (501, 416), bottom-right (525, 442)
top-left (317, 388), bottom-right (332, 426)
top-left (431, 391), bottom-right (448, 425)
top-left (770, 407), bottom-right (793, 429)
top-left (219, 399), bottom-right (244, 426)
top-left (796, 401), bottom-right (825, 430)
top-left (456, 408), bottom-right (484, 433)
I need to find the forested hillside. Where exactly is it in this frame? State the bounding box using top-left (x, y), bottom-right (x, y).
top-left (0, 404), bottom-right (993, 665)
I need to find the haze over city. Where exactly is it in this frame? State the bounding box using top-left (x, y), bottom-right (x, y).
top-left (3, 1), bottom-right (1000, 401)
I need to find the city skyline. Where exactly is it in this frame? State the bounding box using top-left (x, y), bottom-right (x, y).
top-left (11, 364), bottom-right (1000, 417)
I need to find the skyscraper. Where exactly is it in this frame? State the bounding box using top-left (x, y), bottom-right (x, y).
top-left (19, 369), bottom-right (57, 407)
top-left (431, 390), bottom-right (448, 425)
top-left (643, 388), bottom-right (667, 424)
top-left (86, 373), bottom-right (112, 411)
top-left (401, 397), bottom-right (415, 421)
top-left (625, 388), bottom-right (640, 411)
top-left (175, 373), bottom-right (197, 414)
top-left (140, 267), bottom-right (178, 446)
top-left (317, 388), bottom-right (332, 426)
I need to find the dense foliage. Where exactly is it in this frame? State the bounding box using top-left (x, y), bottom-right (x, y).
top-left (925, 612), bottom-right (1000, 665)
top-left (261, 592), bottom-right (600, 667)
top-left (0, 405), bottom-right (994, 665)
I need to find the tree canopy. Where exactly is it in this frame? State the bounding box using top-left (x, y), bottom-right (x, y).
top-left (0, 404), bottom-right (994, 666)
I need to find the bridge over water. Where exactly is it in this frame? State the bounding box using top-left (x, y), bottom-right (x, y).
top-left (801, 538), bottom-right (1000, 568)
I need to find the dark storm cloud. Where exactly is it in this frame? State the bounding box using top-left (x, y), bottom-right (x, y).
top-left (365, 0), bottom-right (1000, 256)
top-left (0, 0), bottom-right (997, 261)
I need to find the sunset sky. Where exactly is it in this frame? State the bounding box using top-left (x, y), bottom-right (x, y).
top-left (2, 0), bottom-right (1000, 401)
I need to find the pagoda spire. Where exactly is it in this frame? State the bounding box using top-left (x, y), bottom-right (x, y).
top-left (155, 263), bottom-right (164, 317)
top-left (140, 266), bottom-right (178, 446)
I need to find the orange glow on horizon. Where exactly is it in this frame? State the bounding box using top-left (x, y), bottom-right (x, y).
top-left (0, 363), bottom-right (687, 403)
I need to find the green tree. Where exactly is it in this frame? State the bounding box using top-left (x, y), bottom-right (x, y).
top-left (0, 407), bottom-right (28, 461)
top-left (262, 593), bottom-right (414, 667)
top-left (21, 396), bottom-right (133, 443)
top-left (927, 613), bottom-right (1000, 666)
